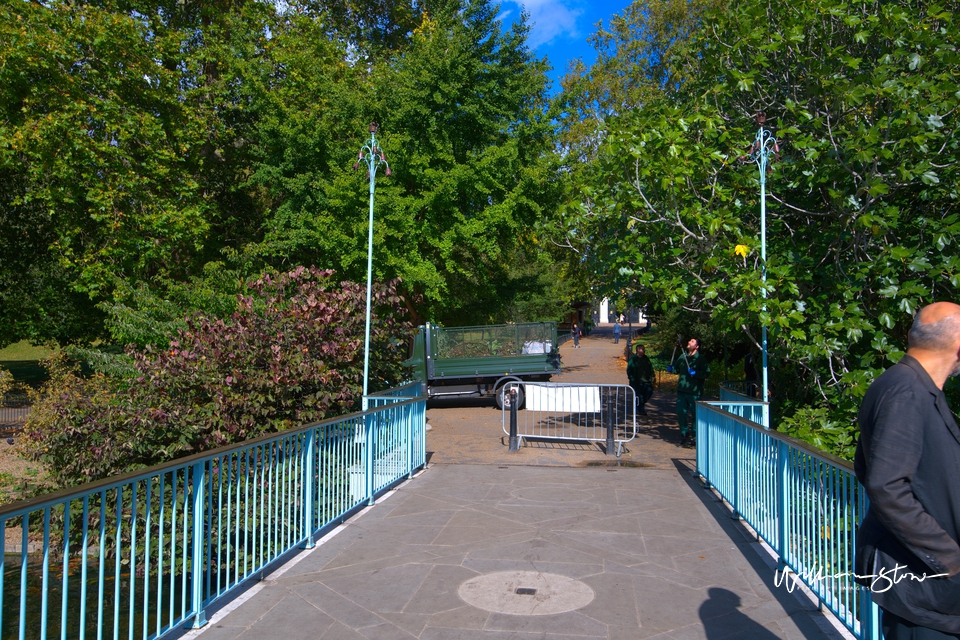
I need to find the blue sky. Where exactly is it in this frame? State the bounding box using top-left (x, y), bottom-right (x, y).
top-left (497, 0), bottom-right (635, 92)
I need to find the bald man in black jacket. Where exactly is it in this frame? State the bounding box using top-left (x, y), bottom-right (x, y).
top-left (855, 302), bottom-right (960, 638)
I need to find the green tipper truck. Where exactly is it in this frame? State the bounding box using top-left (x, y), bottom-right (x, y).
top-left (405, 322), bottom-right (562, 409)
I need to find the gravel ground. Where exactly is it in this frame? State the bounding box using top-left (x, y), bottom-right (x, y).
top-left (0, 437), bottom-right (44, 501)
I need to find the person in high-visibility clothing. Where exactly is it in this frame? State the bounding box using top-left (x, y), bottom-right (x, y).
top-left (668, 337), bottom-right (710, 445)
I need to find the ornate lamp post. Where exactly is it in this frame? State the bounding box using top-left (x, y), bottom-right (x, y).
top-left (744, 112), bottom-right (779, 427)
top-left (354, 122), bottom-right (391, 410)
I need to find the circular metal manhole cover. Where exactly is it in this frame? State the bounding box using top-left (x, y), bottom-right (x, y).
top-left (458, 571), bottom-right (595, 616)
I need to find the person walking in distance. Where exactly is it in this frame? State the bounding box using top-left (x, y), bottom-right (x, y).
top-left (855, 302), bottom-right (960, 638)
top-left (669, 337), bottom-right (709, 445)
top-left (627, 344), bottom-right (655, 415)
top-left (613, 320), bottom-right (622, 344)
top-left (572, 323), bottom-right (581, 348)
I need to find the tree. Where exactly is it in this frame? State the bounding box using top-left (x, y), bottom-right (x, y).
top-left (560, 0), bottom-right (960, 457)
top-left (1, 0), bottom-right (564, 351)
top-left (0, 0), bottom-right (277, 346)
top-left (552, 0), bottom-right (720, 162)
top-left (250, 0), bottom-right (560, 324)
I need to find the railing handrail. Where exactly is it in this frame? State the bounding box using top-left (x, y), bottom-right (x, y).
top-left (367, 380), bottom-right (420, 397)
top-left (701, 401), bottom-right (853, 471)
top-left (1, 384), bottom-right (427, 640)
top-left (0, 396), bottom-right (424, 520)
top-left (696, 400), bottom-right (875, 639)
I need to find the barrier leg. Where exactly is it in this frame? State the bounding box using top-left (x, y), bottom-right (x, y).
top-left (605, 398), bottom-right (615, 456)
top-left (509, 389), bottom-right (520, 453)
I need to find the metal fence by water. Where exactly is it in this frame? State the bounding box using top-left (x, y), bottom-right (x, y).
top-left (0, 393), bottom-right (30, 433)
top-left (500, 382), bottom-right (636, 456)
top-left (0, 391), bottom-right (426, 640)
top-left (696, 400), bottom-right (880, 640)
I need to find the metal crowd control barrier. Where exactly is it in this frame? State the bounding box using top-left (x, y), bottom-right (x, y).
top-left (0, 392), bottom-right (427, 640)
top-left (500, 382), bottom-right (636, 456)
top-left (696, 401), bottom-right (880, 640)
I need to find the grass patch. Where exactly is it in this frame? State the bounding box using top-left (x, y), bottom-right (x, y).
top-left (0, 341), bottom-right (57, 386)
top-left (0, 341), bottom-right (56, 361)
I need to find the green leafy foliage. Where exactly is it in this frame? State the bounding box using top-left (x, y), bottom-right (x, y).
top-left (1, 0), bottom-right (562, 347)
top-left (0, 366), bottom-right (14, 397)
top-left (22, 268), bottom-right (411, 487)
top-left (249, 1), bottom-right (559, 324)
top-left (558, 0), bottom-right (960, 457)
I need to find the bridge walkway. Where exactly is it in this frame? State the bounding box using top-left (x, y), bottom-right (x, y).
top-left (179, 327), bottom-right (847, 640)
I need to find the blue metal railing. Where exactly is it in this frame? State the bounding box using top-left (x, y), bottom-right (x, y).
top-left (0, 392), bottom-right (426, 640)
top-left (696, 400), bottom-right (880, 640)
top-left (718, 379), bottom-right (758, 401)
top-left (366, 380), bottom-right (423, 407)
top-left (718, 381), bottom-right (768, 427)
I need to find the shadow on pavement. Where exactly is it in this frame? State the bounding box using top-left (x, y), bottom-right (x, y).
top-left (672, 457), bottom-right (829, 639)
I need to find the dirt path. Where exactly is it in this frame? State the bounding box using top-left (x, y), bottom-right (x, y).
top-left (425, 325), bottom-right (693, 469)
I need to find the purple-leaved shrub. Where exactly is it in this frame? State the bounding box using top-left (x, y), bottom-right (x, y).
top-left (23, 267), bottom-right (411, 487)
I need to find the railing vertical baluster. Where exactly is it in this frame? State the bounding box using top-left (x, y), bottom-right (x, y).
top-left (406, 403), bottom-right (414, 478)
top-left (243, 449), bottom-right (250, 581)
top-left (188, 462), bottom-right (207, 629)
top-left (114, 488), bottom-right (123, 640)
top-left (268, 443), bottom-right (275, 561)
top-left (21, 512), bottom-right (29, 640)
top-left (215, 458), bottom-right (224, 598)
top-left (777, 440), bottom-right (787, 564)
top-left (179, 471), bottom-right (188, 622)
top-left (156, 474), bottom-right (166, 638)
top-left (282, 439), bottom-right (288, 550)
top-left (170, 477), bottom-right (177, 627)
top-left (240, 450), bottom-right (248, 582)
top-left (365, 414), bottom-right (374, 506)
top-left (61, 501), bottom-right (70, 640)
top-left (128, 482), bottom-right (137, 640)
top-left (40, 507), bottom-right (50, 640)
top-left (201, 459), bottom-right (214, 602)
top-left (97, 493), bottom-right (105, 640)
top-left (0, 517), bottom-right (4, 637)
top-left (0, 518), bottom-right (4, 637)
top-left (142, 480), bottom-right (152, 640)
top-left (258, 445), bottom-right (263, 569)
top-left (303, 430), bottom-right (316, 549)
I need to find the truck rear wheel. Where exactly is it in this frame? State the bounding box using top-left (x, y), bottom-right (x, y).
top-left (495, 381), bottom-right (525, 410)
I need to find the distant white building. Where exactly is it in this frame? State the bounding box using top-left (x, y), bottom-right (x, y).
top-left (597, 298), bottom-right (647, 325)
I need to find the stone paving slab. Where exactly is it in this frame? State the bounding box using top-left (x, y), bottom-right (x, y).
top-left (183, 461), bottom-right (847, 640)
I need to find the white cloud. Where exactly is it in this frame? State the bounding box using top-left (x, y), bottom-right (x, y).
top-left (511, 0), bottom-right (584, 48)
